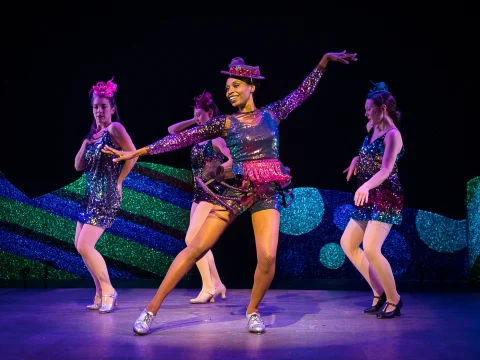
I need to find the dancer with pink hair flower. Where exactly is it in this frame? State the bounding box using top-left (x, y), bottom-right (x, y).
top-left (103, 51), bottom-right (357, 334)
top-left (167, 90), bottom-right (231, 304)
top-left (74, 78), bottom-right (136, 313)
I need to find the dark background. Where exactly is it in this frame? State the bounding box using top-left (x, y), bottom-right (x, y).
top-left (0, 10), bottom-right (471, 283)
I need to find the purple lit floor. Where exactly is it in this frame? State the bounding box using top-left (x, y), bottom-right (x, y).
top-left (1, 288), bottom-right (479, 360)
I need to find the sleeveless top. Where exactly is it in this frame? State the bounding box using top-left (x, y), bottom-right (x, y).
top-left (352, 129), bottom-right (404, 225)
top-left (78, 131), bottom-right (123, 229)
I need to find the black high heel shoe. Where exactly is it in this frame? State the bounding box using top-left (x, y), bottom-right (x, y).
top-left (364, 292), bottom-right (386, 314)
top-left (377, 298), bottom-right (402, 319)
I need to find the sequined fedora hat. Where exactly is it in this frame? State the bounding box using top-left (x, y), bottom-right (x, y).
top-left (220, 57), bottom-right (265, 80)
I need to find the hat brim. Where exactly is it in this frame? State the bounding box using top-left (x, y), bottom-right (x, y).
top-left (220, 71), bottom-right (265, 80)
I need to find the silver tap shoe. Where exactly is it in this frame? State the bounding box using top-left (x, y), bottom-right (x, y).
top-left (99, 291), bottom-right (118, 314)
top-left (86, 294), bottom-right (101, 310)
top-left (133, 309), bottom-right (156, 335)
top-left (246, 312), bottom-right (266, 334)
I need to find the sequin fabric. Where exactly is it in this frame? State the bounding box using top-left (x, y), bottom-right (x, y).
top-left (190, 140), bottom-right (225, 204)
top-left (352, 131), bottom-right (405, 225)
top-left (147, 116), bottom-right (227, 155)
top-left (264, 67), bottom-right (325, 122)
top-left (145, 65), bottom-right (324, 213)
top-left (226, 66), bottom-right (325, 180)
top-left (221, 179), bottom-right (286, 215)
top-left (78, 132), bottom-right (123, 229)
top-left (242, 159), bottom-right (291, 187)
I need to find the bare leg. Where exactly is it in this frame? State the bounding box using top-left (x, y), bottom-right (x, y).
top-left (246, 209), bottom-right (280, 314)
top-left (205, 251), bottom-right (226, 294)
top-left (363, 220), bottom-right (400, 312)
top-left (340, 219), bottom-right (384, 299)
top-left (186, 202), bottom-right (225, 301)
top-left (75, 222), bottom-right (102, 298)
top-left (146, 205), bottom-right (234, 314)
top-left (75, 224), bottom-right (115, 306)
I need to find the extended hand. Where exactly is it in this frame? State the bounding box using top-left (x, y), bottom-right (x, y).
top-left (102, 145), bottom-right (137, 162)
top-left (343, 156), bottom-right (359, 181)
top-left (323, 50), bottom-right (357, 64)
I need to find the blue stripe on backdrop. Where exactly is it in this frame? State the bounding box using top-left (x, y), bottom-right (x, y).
top-left (0, 229), bottom-right (137, 279)
top-left (33, 192), bottom-right (186, 256)
top-left (123, 172), bottom-right (193, 210)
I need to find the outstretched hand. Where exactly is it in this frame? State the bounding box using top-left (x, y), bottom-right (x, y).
top-left (320, 50), bottom-right (357, 67)
top-left (102, 145), bottom-right (137, 162)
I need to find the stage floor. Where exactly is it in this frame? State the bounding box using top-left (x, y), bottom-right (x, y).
top-left (1, 288), bottom-right (479, 359)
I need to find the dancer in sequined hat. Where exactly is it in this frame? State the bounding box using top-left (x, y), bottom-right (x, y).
top-left (103, 50), bottom-right (358, 335)
top-left (167, 90), bottom-right (231, 305)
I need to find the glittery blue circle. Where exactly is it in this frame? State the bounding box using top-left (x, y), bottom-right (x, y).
top-left (319, 242), bottom-right (345, 269)
top-left (333, 204), bottom-right (355, 230)
top-left (280, 187), bottom-right (324, 235)
top-left (377, 230), bottom-right (410, 277)
top-left (416, 210), bottom-right (467, 253)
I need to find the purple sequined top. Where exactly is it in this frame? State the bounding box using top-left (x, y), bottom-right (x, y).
top-left (79, 131), bottom-right (123, 229)
top-left (147, 66), bottom-right (325, 181)
top-left (352, 130), bottom-right (405, 225)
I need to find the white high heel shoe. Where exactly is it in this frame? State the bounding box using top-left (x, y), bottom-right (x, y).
top-left (98, 290), bottom-right (118, 314)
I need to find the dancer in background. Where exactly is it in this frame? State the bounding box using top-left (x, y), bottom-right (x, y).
top-left (341, 81), bottom-right (404, 319)
top-left (74, 78), bottom-right (136, 313)
top-left (167, 90), bottom-right (231, 304)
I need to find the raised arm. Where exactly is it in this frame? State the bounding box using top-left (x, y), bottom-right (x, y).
top-left (109, 122), bottom-right (137, 183)
top-left (265, 51), bottom-right (357, 123)
top-left (102, 115), bottom-right (227, 162)
top-left (167, 118), bottom-right (197, 134)
top-left (212, 137), bottom-right (233, 176)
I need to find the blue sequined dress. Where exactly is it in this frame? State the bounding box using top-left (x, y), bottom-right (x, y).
top-left (190, 140), bottom-right (225, 204)
top-left (78, 131), bottom-right (123, 229)
top-left (351, 130), bottom-right (404, 225)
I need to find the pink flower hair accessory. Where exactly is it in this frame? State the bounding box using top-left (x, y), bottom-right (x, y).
top-left (89, 77), bottom-right (118, 97)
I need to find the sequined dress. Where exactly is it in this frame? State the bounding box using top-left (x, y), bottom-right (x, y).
top-left (190, 140), bottom-right (225, 204)
top-left (146, 66), bottom-right (325, 214)
top-left (351, 130), bottom-right (404, 225)
top-left (78, 131), bottom-right (123, 229)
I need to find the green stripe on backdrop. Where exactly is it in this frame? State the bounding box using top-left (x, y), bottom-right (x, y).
top-left (0, 197), bottom-right (176, 277)
top-left (0, 250), bottom-right (80, 280)
top-left (135, 162), bottom-right (193, 184)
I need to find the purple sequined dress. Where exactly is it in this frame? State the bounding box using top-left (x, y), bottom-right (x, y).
top-left (146, 66), bottom-right (325, 214)
top-left (352, 130), bottom-right (404, 225)
top-left (190, 140), bottom-right (225, 204)
top-left (78, 131), bottom-right (123, 229)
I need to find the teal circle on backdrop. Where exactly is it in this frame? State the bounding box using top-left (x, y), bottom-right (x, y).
top-left (416, 210), bottom-right (467, 253)
top-left (319, 242), bottom-right (345, 269)
top-left (280, 188), bottom-right (324, 235)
